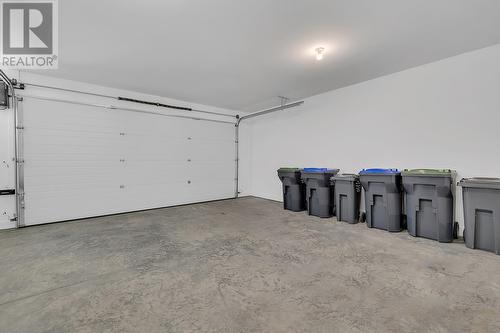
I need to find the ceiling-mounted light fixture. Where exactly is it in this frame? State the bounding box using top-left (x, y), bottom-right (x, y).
top-left (315, 47), bottom-right (325, 61)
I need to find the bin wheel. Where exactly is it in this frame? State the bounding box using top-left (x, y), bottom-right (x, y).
top-left (359, 212), bottom-right (366, 223)
top-left (453, 222), bottom-right (459, 239)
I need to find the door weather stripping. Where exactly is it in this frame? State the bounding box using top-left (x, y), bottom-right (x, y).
top-left (16, 82), bottom-right (237, 119)
top-left (234, 100), bottom-right (304, 197)
top-left (0, 69), bottom-right (23, 227)
top-left (18, 94), bottom-right (235, 125)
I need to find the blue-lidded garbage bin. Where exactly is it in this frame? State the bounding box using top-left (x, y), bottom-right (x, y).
top-left (301, 168), bottom-right (340, 218)
top-left (359, 168), bottom-right (403, 232)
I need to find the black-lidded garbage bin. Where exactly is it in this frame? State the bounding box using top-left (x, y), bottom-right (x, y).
top-left (277, 168), bottom-right (306, 212)
top-left (332, 174), bottom-right (361, 224)
top-left (359, 168), bottom-right (403, 232)
top-left (402, 169), bottom-right (457, 243)
top-left (301, 168), bottom-right (340, 218)
top-left (459, 177), bottom-right (500, 254)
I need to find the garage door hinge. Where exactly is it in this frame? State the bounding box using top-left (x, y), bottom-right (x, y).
top-left (119, 132), bottom-right (126, 136)
top-left (16, 159), bottom-right (24, 164)
top-left (16, 126), bottom-right (24, 130)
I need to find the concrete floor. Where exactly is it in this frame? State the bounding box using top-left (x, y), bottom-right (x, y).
top-left (1, 197), bottom-right (500, 333)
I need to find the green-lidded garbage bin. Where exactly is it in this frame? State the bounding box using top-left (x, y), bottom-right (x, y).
top-left (359, 168), bottom-right (403, 232)
top-left (459, 177), bottom-right (500, 254)
top-left (402, 169), bottom-right (457, 243)
top-left (277, 168), bottom-right (306, 212)
top-left (301, 168), bottom-right (340, 218)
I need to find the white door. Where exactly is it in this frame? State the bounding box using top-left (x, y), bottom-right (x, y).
top-left (21, 97), bottom-right (236, 226)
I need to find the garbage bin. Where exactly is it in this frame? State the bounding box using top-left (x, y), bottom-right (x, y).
top-left (459, 177), bottom-right (500, 254)
top-left (301, 168), bottom-right (340, 218)
top-left (332, 174), bottom-right (361, 224)
top-left (402, 169), bottom-right (457, 243)
top-left (277, 168), bottom-right (306, 212)
top-left (359, 168), bottom-right (403, 232)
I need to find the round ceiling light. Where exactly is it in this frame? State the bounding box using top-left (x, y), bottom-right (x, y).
top-left (315, 47), bottom-right (325, 61)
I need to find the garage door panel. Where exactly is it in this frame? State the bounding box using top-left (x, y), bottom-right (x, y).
top-left (190, 134), bottom-right (234, 143)
top-left (193, 142), bottom-right (235, 162)
top-left (24, 161), bottom-right (122, 173)
top-left (21, 97), bottom-right (236, 226)
top-left (123, 142), bottom-right (191, 161)
top-left (125, 172), bottom-right (191, 187)
top-left (189, 182), bottom-right (235, 202)
top-left (24, 135), bottom-right (123, 155)
top-left (187, 121), bottom-right (235, 139)
top-left (188, 162), bottom-right (234, 179)
top-left (119, 183), bottom-right (193, 211)
top-left (25, 187), bottom-right (125, 226)
top-left (23, 100), bottom-right (124, 132)
top-left (24, 159), bottom-right (123, 189)
top-left (121, 113), bottom-right (190, 135)
top-left (25, 172), bottom-right (123, 189)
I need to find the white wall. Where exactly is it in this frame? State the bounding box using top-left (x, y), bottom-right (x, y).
top-left (0, 70), bottom-right (239, 229)
top-left (240, 44), bottom-right (500, 232)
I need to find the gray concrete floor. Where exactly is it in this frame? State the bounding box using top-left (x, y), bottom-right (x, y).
top-left (1, 197), bottom-right (500, 333)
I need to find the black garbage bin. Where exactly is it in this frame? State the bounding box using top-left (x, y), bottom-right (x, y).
top-left (332, 174), bottom-right (361, 224)
top-left (359, 168), bottom-right (403, 232)
top-left (277, 168), bottom-right (306, 212)
top-left (301, 168), bottom-right (340, 218)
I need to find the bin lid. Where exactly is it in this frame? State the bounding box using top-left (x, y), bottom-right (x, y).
top-left (303, 168), bottom-right (338, 173)
top-left (402, 169), bottom-right (454, 177)
top-left (333, 173), bottom-right (359, 181)
top-left (359, 168), bottom-right (400, 175)
top-left (277, 167), bottom-right (301, 172)
top-left (459, 177), bottom-right (500, 189)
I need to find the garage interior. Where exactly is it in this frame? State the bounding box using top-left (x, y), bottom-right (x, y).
top-left (1, 1), bottom-right (500, 332)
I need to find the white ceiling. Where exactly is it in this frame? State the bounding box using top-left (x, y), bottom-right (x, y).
top-left (38, 0), bottom-right (500, 111)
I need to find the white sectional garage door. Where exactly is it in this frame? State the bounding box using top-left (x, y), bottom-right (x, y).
top-left (21, 97), bottom-right (236, 226)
